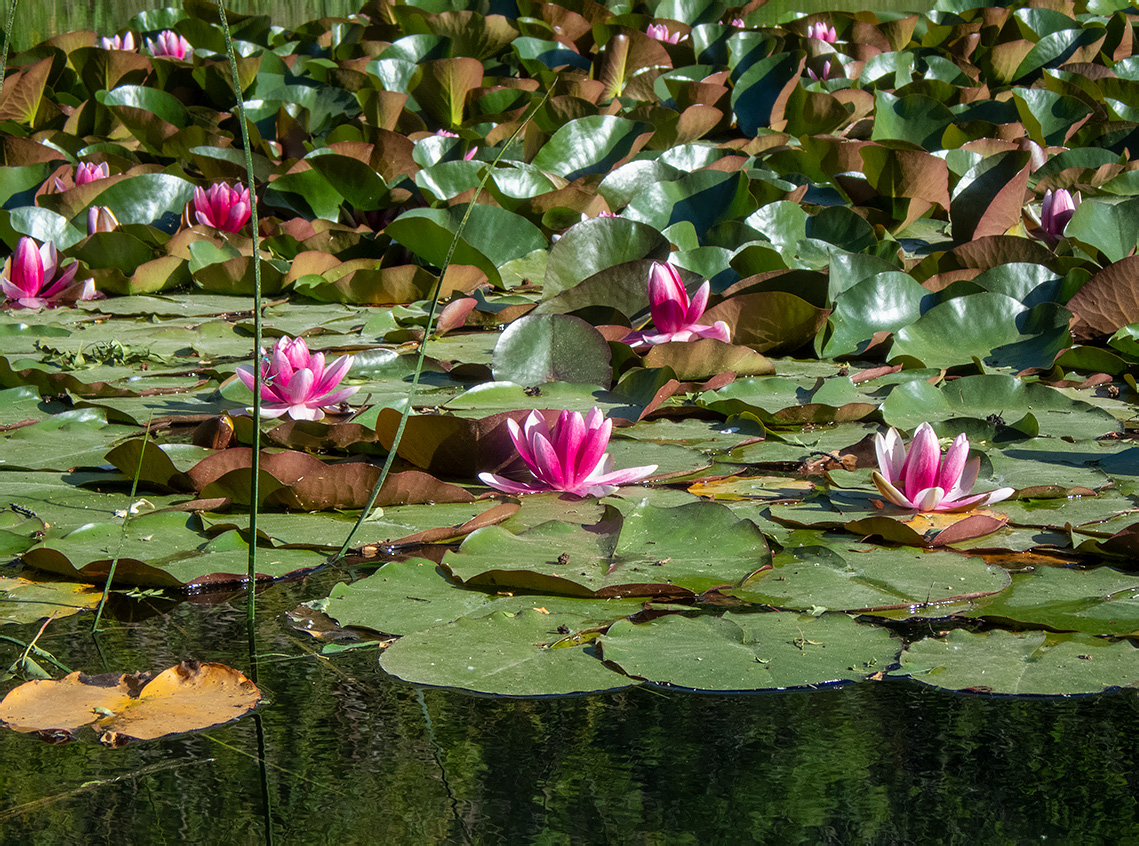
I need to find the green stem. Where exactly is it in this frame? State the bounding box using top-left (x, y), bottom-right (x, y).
top-left (92, 416), bottom-right (152, 633)
top-left (0, 0), bottom-right (18, 81)
top-left (217, 2), bottom-right (263, 626)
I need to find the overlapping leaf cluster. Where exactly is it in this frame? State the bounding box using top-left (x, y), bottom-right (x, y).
top-left (3, 0), bottom-right (1139, 698)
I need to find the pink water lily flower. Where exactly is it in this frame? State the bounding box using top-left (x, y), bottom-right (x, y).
top-left (1040, 188), bottom-right (1079, 241)
top-left (807, 22), bottom-right (837, 43)
top-left (807, 60), bottom-right (833, 82)
top-left (76, 162), bottom-right (110, 186)
top-left (236, 336), bottom-right (358, 421)
top-left (87, 206), bottom-right (119, 235)
top-left (192, 183), bottom-right (251, 233)
top-left (99, 32), bottom-right (135, 51)
top-left (623, 262), bottom-right (731, 349)
top-left (872, 423), bottom-right (1015, 513)
top-left (480, 408), bottom-right (657, 497)
top-left (147, 30), bottom-right (191, 60)
top-left (647, 23), bottom-right (683, 43)
top-left (1, 237), bottom-right (97, 309)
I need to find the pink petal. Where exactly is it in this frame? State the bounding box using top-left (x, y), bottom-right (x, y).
top-left (281, 368), bottom-right (315, 404)
top-left (874, 428), bottom-right (907, 484)
top-left (313, 353), bottom-right (352, 395)
top-left (911, 486), bottom-right (947, 512)
top-left (316, 386), bottom-right (358, 407)
top-left (478, 472), bottom-right (553, 496)
top-left (582, 461), bottom-right (657, 494)
top-left (530, 433), bottom-right (566, 488)
top-left (573, 416), bottom-right (611, 486)
top-left (507, 416), bottom-right (542, 476)
top-left (937, 433), bottom-right (969, 492)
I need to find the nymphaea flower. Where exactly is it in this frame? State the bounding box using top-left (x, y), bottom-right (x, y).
top-left (52, 161), bottom-right (110, 192)
top-left (623, 262), bottom-right (731, 349)
top-left (76, 162), bottom-right (109, 186)
top-left (807, 22), bottom-right (837, 42)
top-left (872, 423), bottom-right (1014, 513)
top-left (1, 236), bottom-right (97, 309)
top-left (807, 60), bottom-right (833, 82)
top-left (191, 183), bottom-right (251, 233)
top-left (147, 31), bottom-right (191, 60)
top-left (236, 336), bottom-right (357, 421)
top-left (99, 32), bottom-right (135, 51)
top-left (647, 23), bottom-right (683, 43)
top-left (87, 206), bottom-right (119, 235)
top-left (480, 408), bottom-right (657, 497)
top-left (1040, 188), bottom-right (1079, 242)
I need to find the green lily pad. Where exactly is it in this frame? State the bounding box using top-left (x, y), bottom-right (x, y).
top-left (442, 501), bottom-right (770, 598)
top-left (598, 612), bottom-right (900, 691)
top-left (729, 540), bottom-right (1010, 614)
top-left (893, 629), bottom-right (1139, 696)
top-left (322, 558), bottom-right (649, 636)
top-left (379, 609), bottom-right (634, 695)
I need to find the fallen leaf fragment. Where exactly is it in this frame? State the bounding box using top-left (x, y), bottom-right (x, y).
top-left (0, 661), bottom-right (260, 744)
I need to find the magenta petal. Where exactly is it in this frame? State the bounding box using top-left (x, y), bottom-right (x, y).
top-left (685, 281), bottom-right (711, 324)
top-left (11, 238), bottom-right (44, 295)
top-left (530, 434), bottom-right (566, 488)
top-left (553, 410), bottom-right (586, 484)
top-left (236, 365), bottom-right (257, 392)
top-left (901, 423), bottom-right (940, 500)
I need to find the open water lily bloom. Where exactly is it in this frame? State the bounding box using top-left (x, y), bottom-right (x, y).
top-left (147, 30), bottom-right (191, 59)
top-left (623, 262), bottom-right (731, 349)
top-left (646, 23), bottom-right (683, 43)
top-left (192, 183), bottom-right (252, 233)
top-left (99, 32), bottom-right (135, 51)
top-left (1, 237), bottom-right (97, 309)
top-left (807, 22), bottom-right (838, 42)
top-left (872, 423), bottom-right (1015, 513)
top-left (480, 408), bottom-right (657, 497)
top-left (236, 336), bottom-right (358, 421)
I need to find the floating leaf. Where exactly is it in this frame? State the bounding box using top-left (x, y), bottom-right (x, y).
top-left (379, 609), bottom-right (634, 695)
top-left (0, 661), bottom-right (261, 743)
top-left (894, 629), bottom-right (1139, 696)
top-left (598, 612), bottom-right (900, 691)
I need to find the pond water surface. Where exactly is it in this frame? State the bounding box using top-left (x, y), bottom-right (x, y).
top-left (2, 572), bottom-right (1138, 844)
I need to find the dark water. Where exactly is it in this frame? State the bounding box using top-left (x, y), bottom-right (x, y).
top-left (2, 571), bottom-right (1138, 844)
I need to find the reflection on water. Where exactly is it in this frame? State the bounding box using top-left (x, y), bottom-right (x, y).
top-left (1, 581), bottom-right (1138, 843)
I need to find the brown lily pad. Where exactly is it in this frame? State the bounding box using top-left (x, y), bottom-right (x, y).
top-left (0, 661), bottom-right (260, 745)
